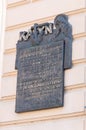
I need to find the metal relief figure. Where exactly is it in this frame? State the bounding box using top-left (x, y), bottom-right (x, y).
top-left (43, 14), bottom-right (73, 69)
top-left (54, 14), bottom-right (71, 39)
top-left (15, 14), bottom-right (73, 113)
top-left (53, 14), bottom-right (73, 69)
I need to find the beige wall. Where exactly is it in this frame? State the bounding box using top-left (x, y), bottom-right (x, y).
top-left (0, 0), bottom-right (6, 98)
top-left (0, 0), bottom-right (86, 129)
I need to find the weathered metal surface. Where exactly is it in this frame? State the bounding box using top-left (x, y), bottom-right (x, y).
top-left (15, 14), bottom-right (73, 113)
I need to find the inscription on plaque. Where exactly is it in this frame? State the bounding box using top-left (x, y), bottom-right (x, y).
top-left (15, 14), bottom-right (73, 112)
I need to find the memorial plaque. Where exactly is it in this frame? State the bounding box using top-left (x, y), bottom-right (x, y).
top-left (15, 14), bottom-right (73, 112)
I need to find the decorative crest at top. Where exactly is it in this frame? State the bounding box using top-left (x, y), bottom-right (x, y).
top-left (18, 14), bottom-right (72, 45)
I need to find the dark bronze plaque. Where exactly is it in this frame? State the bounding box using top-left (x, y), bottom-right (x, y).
top-left (15, 14), bottom-right (73, 112)
top-left (16, 41), bottom-right (64, 112)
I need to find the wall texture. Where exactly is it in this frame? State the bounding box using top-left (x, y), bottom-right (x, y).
top-left (0, 0), bottom-right (86, 129)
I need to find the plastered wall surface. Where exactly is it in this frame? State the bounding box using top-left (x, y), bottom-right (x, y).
top-left (0, 0), bottom-right (86, 129)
